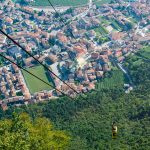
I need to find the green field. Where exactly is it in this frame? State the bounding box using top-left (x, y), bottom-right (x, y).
top-left (94, 24), bottom-right (108, 35)
top-left (93, 0), bottom-right (111, 6)
top-left (13, 0), bottom-right (113, 7)
top-left (138, 46), bottom-right (150, 59)
top-left (125, 46), bottom-right (150, 69)
top-left (110, 19), bottom-right (122, 31)
top-left (96, 70), bottom-right (125, 90)
top-left (99, 16), bottom-right (110, 25)
top-left (29, 0), bottom-right (112, 6)
top-left (22, 66), bottom-right (53, 94)
top-left (94, 24), bottom-right (110, 44)
top-left (30, 0), bottom-right (88, 6)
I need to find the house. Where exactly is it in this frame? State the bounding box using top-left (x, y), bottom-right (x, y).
top-left (74, 45), bottom-right (87, 57)
top-left (91, 52), bottom-right (99, 60)
top-left (96, 71), bottom-right (104, 78)
top-left (57, 32), bottom-right (68, 43)
top-left (115, 50), bottom-right (122, 57)
top-left (103, 64), bottom-right (110, 72)
top-left (111, 32), bottom-right (124, 41)
top-left (5, 17), bottom-right (13, 24)
top-left (0, 33), bottom-right (6, 47)
top-left (88, 75), bottom-right (96, 81)
top-left (24, 57), bottom-right (34, 67)
top-left (7, 46), bottom-right (22, 58)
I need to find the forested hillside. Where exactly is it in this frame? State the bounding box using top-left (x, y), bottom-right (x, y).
top-left (0, 51), bottom-right (150, 149)
top-left (0, 113), bottom-right (70, 150)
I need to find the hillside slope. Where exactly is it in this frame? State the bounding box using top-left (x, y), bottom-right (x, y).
top-left (0, 51), bottom-right (150, 149)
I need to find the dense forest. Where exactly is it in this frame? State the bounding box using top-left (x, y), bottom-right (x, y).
top-left (0, 113), bottom-right (70, 150)
top-left (0, 50), bottom-right (150, 149)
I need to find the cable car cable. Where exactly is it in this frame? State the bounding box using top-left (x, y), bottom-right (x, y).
top-left (47, 0), bottom-right (92, 42)
top-left (0, 53), bottom-right (74, 100)
top-left (0, 29), bottom-right (81, 96)
top-left (47, 0), bottom-right (98, 45)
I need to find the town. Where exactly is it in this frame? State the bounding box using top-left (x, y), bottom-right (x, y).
top-left (0, 0), bottom-right (150, 109)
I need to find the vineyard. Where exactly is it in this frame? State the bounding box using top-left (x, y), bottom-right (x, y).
top-left (96, 70), bottom-right (125, 90)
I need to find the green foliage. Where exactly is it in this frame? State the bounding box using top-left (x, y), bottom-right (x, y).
top-left (13, 0), bottom-right (29, 5)
top-left (1, 49), bottom-right (150, 149)
top-left (0, 113), bottom-right (70, 150)
top-left (0, 56), bottom-right (5, 67)
top-left (136, 46), bottom-right (150, 59)
top-left (16, 91), bottom-right (23, 96)
top-left (125, 46), bottom-right (150, 85)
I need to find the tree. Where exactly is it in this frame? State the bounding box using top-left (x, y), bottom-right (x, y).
top-left (19, 0), bottom-right (29, 6)
top-left (0, 113), bottom-right (70, 150)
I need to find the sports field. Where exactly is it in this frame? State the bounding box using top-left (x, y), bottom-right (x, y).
top-left (22, 66), bottom-right (53, 94)
top-left (30, 0), bottom-right (88, 6)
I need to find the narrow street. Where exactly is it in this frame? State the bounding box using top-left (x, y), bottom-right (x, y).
top-left (117, 63), bottom-right (134, 87)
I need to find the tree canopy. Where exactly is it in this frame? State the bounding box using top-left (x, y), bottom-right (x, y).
top-left (0, 49), bottom-right (150, 149)
top-left (0, 113), bottom-right (70, 150)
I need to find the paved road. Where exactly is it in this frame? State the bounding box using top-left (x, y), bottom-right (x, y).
top-left (117, 63), bottom-right (134, 86)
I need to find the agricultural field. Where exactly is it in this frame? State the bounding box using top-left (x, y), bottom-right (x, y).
top-left (96, 70), bottom-right (125, 90)
top-left (22, 65), bottom-right (53, 94)
top-left (110, 19), bottom-right (122, 31)
top-left (99, 16), bottom-right (110, 26)
top-left (30, 0), bottom-right (88, 6)
top-left (94, 24), bottom-right (110, 44)
top-left (128, 17), bottom-right (138, 24)
top-left (94, 24), bottom-right (108, 36)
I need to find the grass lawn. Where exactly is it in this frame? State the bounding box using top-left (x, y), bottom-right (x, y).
top-left (93, 0), bottom-right (111, 6)
top-left (96, 70), bottom-right (125, 90)
top-left (22, 66), bottom-right (53, 94)
top-left (30, 0), bottom-right (88, 6)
